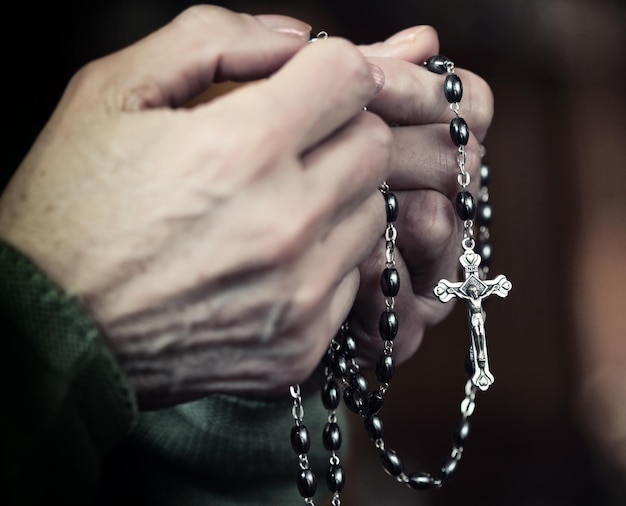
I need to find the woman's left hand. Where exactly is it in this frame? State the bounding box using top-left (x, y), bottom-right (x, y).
top-left (348, 27), bottom-right (494, 365)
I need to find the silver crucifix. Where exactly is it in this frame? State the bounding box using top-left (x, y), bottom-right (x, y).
top-left (434, 250), bottom-right (512, 391)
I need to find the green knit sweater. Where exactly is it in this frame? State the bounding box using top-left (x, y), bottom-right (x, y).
top-left (0, 241), bottom-right (330, 505)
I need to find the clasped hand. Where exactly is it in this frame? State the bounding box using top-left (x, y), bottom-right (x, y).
top-left (0, 5), bottom-right (493, 408)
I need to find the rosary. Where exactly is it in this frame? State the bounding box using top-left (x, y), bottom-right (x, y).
top-left (290, 33), bottom-right (512, 504)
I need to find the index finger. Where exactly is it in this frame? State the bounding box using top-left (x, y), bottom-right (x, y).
top-left (236, 36), bottom-right (383, 154)
top-left (366, 57), bottom-right (494, 141)
top-left (91, 6), bottom-right (311, 110)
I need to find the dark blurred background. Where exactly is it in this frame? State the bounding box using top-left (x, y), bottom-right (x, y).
top-left (4, 1), bottom-right (625, 505)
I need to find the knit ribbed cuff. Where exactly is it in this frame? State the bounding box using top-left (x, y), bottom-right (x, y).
top-left (0, 240), bottom-right (138, 452)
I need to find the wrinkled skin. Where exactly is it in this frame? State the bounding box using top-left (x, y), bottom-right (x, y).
top-left (0, 5), bottom-right (492, 409)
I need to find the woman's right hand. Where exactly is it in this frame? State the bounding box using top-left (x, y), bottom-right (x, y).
top-left (0, 5), bottom-right (394, 408)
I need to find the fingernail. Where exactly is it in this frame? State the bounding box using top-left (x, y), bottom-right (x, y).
top-left (256, 14), bottom-right (312, 41)
top-left (369, 63), bottom-right (385, 93)
top-left (384, 25), bottom-right (428, 45)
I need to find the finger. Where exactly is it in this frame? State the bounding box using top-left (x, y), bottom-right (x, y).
top-left (279, 268), bottom-right (361, 380)
top-left (359, 25), bottom-right (440, 63)
top-left (394, 189), bottom-right (463, 295)
top-left (93, 6), bottom-right (311, 110)
top-left (349, 189), bottom-right (462, 366)
top-left (301, 111), bottom-right (392, 227)
top-left (308, 190), bottom-right (388, 292)
top-left (366, 57), bottom-right (494, 141)
top-left (191, 37), bottom-right (384, 161)
top-left (279, 193), bottom-right (386, 375)
top-left (256, 37), bottom-right (384, 153)
top-left (232, 113), bottom-right (390, 283)
top-left (153, 111), bottom-right (390, 292)
top-left (387, 124), bottom-right (483, 197)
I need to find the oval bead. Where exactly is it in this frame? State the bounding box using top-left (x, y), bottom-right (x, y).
top-left (350, 372), bottom-right (369, 394)
top-left (331, 353), bottom-right (348, 378)
top-left (444, 73), bottom-right (463, 103)
top-left (476, 201), bottom-right (492, 227)
top-left (321, 380), bottom-right (341, 410)
top-left (438, 457), bottom-right (459, 482)
top-left (450, 117), bottom-right (469, 147)
top-left (480, 162), bottom-right (490, 187)
top-left (290, 425), bottom-right (310, 454)
top-left (340, 331), bottom-right (357, 359)
top-left (364, 415), bottom-right (384, 440)
top-left (381, 267), bottom-right (400, 297)
top-left (408, 472), bottom-right (437, 491)
top-left (375, 354), bottom-right (395, 383)
top-left (343, 387), bottom-right (364, 414)
top-left (363, 392), bottom-right (384, 417)
top-left (327, 464), bottom-right (346, 492)
top-left (456, 191), bottom-right (476, 221)
top-left (380, 448), bottom-right (404, 477)
top-left (476, 241), bottom-right (492, 268)
top-left (297, 468), bottom-right (317, 498)
top-left (379, 311), bottom-right (399, 341)
top-left (424, 55), bottom-right (450, 74)
top-left (384, 192), bottom-right (399, 223)
top-left (323, 422), bottom-right (342, 451)
top-left (453, 419), bottom-right (471, 447)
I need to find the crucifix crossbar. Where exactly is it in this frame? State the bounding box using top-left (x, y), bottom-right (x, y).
top-left (434, 250), bottom-right (512, 391)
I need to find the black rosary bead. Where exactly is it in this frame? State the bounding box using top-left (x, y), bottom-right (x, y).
top-left (343, 387), bottom-right (365, 414)
top-left (290, 425), bottom-right (311, 454)
top-left (476, 201), bottom-right (492, 227)
top-left (444, 73), bottom-right (463, 103)
top-left (456, 191), bottom-right (476, 221)
top-left (438, 457), bottom-right (459, 483)
top-left (480, 162), bottom-right (490, 187)
top-left (424, 55), bottom-right (450, 74)
top-left (321, 380), bottom-right (341, 410)
top-left (380, 448), bottom-right (404, 477)
top-left (375, 354), bottom-right (395, 383)
top-left (323, 422), bottom-right (342, 451)
top-left (340, 330), bottom-right (357, 359)
top-left (364, 415), bottom-right (384, 440)
top-left (453, 419), bottom-right (471, 447)
top-left (363, 391), bottom-right (384, 417)
top-left (379, 311), bottom-right (399, 341)
top-left (408, 472), bottom-right (437, 491)
top-left (350, 372), bottom-right (369, 394)
top-left (297, 468), bottom-right (318, 498)
top-left (384, 191), bottom-right (399, 223)
top-left (450, 117), bottom-right (469, 147)
top-left (381, 267), bottom-right (400, 297)
top-left (476, 241), bottom-right (492, 268)
top-left (327, 464), bottom-right (346, 492)
top-left (331, 353), bottom-right (348, 378)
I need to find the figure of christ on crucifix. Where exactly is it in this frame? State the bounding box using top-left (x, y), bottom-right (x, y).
top-left (434, 250), bottom-right (512, 391)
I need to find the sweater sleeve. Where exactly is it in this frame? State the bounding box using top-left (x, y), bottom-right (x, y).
top-left (0, 241), bottom-right (138, 505)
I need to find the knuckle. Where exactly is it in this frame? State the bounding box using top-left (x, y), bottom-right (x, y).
top-left (66, 59), bottom-right (107, 101)
top-left (465, 136), bottom-right (483, 194)
top-left (459, 69), bottom-right (495, 136)
top-left (264, 208), bottom-right (318, 266)
top-left (318, 37), bottom-right (374, 89)
top-left (174, 4), bottom-right (235, 28)
top-left (364, 112), bottom-right (395, 151)
top-left (290, 278), bottom-right (328, 322)
top-left (407, 191), bottom-right (458, 253)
